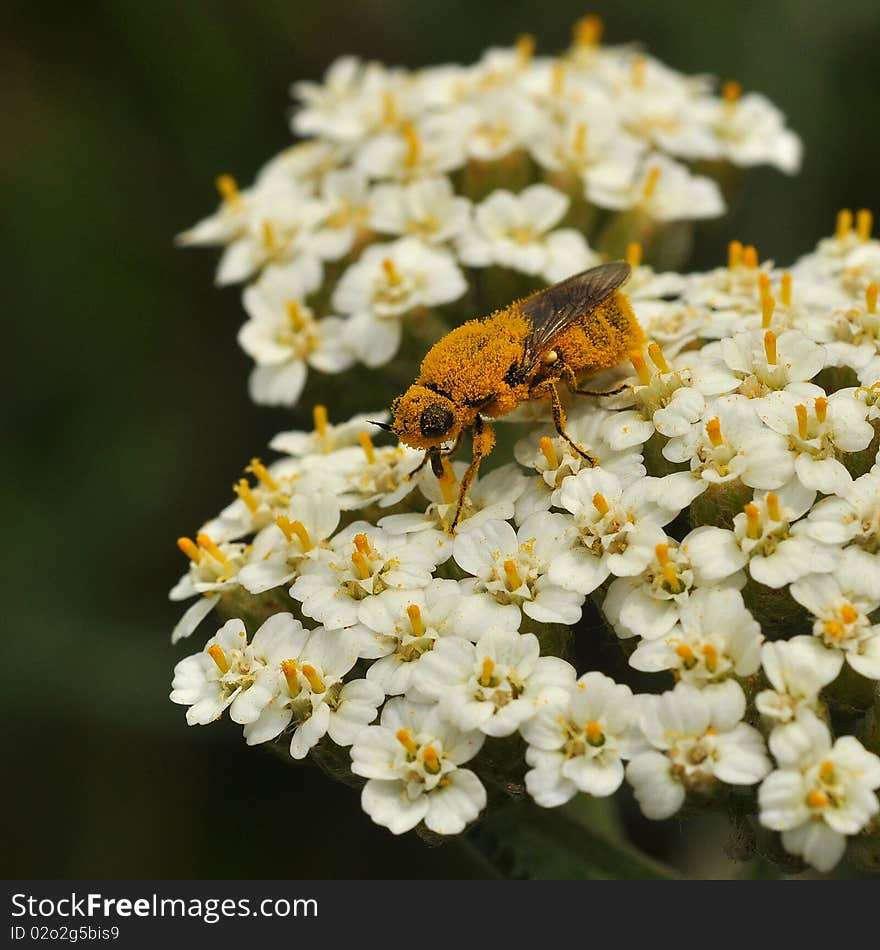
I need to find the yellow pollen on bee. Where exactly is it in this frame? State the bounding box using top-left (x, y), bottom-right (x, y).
top-left (479, 657), bottom-right (496, 687)
top-left (728, 240), bottom-right (744, 269)
top-left (780, 272), bottom-right (793, 307)
top-left (807, 790), bottom-right (830, 809)
top-left (744, 503), bottom-right (761, 539)
top-left (177, 536), bottom-right (202, 563)
top-left (795, 403), bottom-right (809, 440)
top-left (836, 209), bottom-right (853, 240)
top-left (515, 33), bottom-right (535, 63)
top-left (631, 55), bottom-right (647, 88)
top-left (647, 342), bottom-right (670, 373)
top-left (585, 720), bottom-right (604, 743)
top-left (706, 417), bottom-right (723, 447)
top-left (856, 208), bottom-right (873, 241)
top-left (840, 603), bottom-right (858, 625)
top-left (824, 620), bottom-right (844, 639)
top-left (402, 124), bottom-right (420, 167)
top-left (207, 644), bottom-right (230, 674)
top-left (246, 457), bottom-right (280, 491)
top-left (351, 551), bottom-right (371, 580)
top-left (764, 330), bottom-right (778, 366)
top-left (819, 760), bottom-right (836, 783)
top-left (722, 79), bottom-right (742, 104)
top-left (382, 257), bottom-right (402, 286)
top-left (766, 492), bottom-right (781, 522)
top-left (313, 404), bottom-right (328, 437)
top-left (396, 728), bottom-right (418, 755)
top-left (281, 660), bottom-right (300, 697)
top-left (551, 61), bottom-right (566, 96)
top-left (438, 460), bottom-right (458, 505)
top-left (814, 396), bottom-right (828, 424)
top-left (742, 245), bottom-right (759, 268)
top-left (630, 350), bottom-right (652, 385)
top-left (626, 242), bottom-right (643, 268)
top-left (701, 643), bottom-right (719, 673)
top-left (261, 219), bottom-right (277, 252)
top-left (573, 122), bottom-right (588, 156)
top-left (761, 293), bottom-right (776, 329)
top-left (233, 478), bottom-right (258, 514)
top-left (196, 532), bottom-right (228, 565)
top-left (215, 174), bottom-right (240, 205)
top-left (675, 643), bottom-right (695, 663)
top-left (503, 559), bottom-right (523, 590)
top-left (867, 283), bottom-right (878, 315)
top-left (407, 603), bottom-right (425, 637)
top-left (358, 431), bottom-right (377, 465)
top-left (593, 492), bottom-right (610, 516)
top-left (286, 300), bottom-right (306, 331)
top-left (301, 664), bottom-right (326, 694)
top-left (539, 436), bottom-right (559, 469)
top-left (642, 165), bottom-right (661, 199)
top-left (574, 14), bottom-right (603, 46)
top-left (276, 516), bottom-right (313, 551)
top-left (422, 745), bottom-right (442, 774)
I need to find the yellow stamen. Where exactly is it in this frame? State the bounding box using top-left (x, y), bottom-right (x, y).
top-left (764, 330), bottom-right (777, 366)
top-left (354, 533), bottom-right (371, 556)
top-left (402, 124), bottom-right (420, 167)
top-left (422, 745), bottom-right (441, 774)
top-left (824, 620), bottom-right (844, 639)
top-left (631, 55), bottom-right (646, 88)
top-left (479, 657), bottom-right (495, 688)
top-left (215, 174), bottom-right (240, 205)
top-left (780, 272), bottom-right (792, 308)
top-left (819, 760), bottom-right (836, 783)
top-left (196, 532), bottom-right (228, 564)
top-left (286, 300), bottom-right (305, 331)
top-left (856, 208), bottom-right (873, 241)
top-left (246, 458), bottom-right (279, 491)
top-left (593, 492), bottom-right (609, 516)
top-left (277, 516), bottom-right (313, 551)
top-left (836, 209), bottom-right (852, 240)
top-left (233, 479), bottom-right (258, 514)
top-left (630, 350), bottom-right (651, 385)
top-left (313, 404), bottom-right (328, 437)
top-left (381, 90), bottom-right (397, 127)
top-left (701, 643), bottom-right (719, 673)
top-left (585, 720), bottom-right (604, 744)
top-left (515, 33), bottom-right (535, 63)
top-left (626, 241), bottom-right (643, 269)
top-left (728, 240), bottom-right (743, 269)
top-left (795, 403), bottom-right (808, 440)
top-left (503, 559), bottom-right (522, 590)
top-left (261, 219), bottom-right (277, 252)
top-left (647, 342), bottom-right (670, 373)
top-left (744, 503), bottom-right (761, 539)
top-left (814, 396), bottom-right (827, 424)
top-left (642, 165), bottom-right (661, 199)
top-left (655, 543), bottom-right (670, 565)
top-left (301, 664), bottom-right (326, 694)
top-left (742, 245), bottom-right (758, 268)
top-left (766, 492), bottom-right (781, 522)
top-left (675, 643), bottom-right (695, 665)
top-left (396, 728), bottom-right (418, 756)
top-left (539, 436), bottom-right (559, 469)
top-left (574, 14), bottom-right (603, 46)
top-left (762, 293), bottom-right (776, 329)
top-left (840, 603), bottom-right (858, 625)
top-left (867, 283), bottom-right (878, 315)
top-left (705, 726), bottom-right (717, 736)
top-left (281, 659), bottom-right (300, 697)
top-left (407, 603), bottom-right (425, 637)
top-left (382, 257), bottom-right (402, 286)
top-left (358, 431), bottom-right (376, 465)
top-left (551, 61), bottom-right (566, 96)
top-left (177, 536), bottom-right (202, 563)
top-left (722, 79), bottom-right (741, 104)
top-left (706, 417), bottom-right (723, 447)
top-left (807, 790), bottom-right (829, 809)
top-left (351, 551), bottom-right (371, 580)
top-left (207, 644), bottom-right (230, 674)
top-left (573, 122), bottom-right (588, 156)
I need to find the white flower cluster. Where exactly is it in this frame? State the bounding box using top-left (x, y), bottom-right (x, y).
top-left (178, 18), bottom-right (801, 408)
top-left (171, 210), bottom-right (880, 872)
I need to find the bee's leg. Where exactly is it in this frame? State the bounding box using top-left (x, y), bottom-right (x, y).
top-left (559, 364), bottom-right (629, 398)
top-left (530, 377), bottom-right (598, 466)
top-left (450, 418), bottom-right (495, 532)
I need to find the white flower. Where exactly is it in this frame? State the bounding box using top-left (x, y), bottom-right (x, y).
top-left (455, 90), bottom-right (544, 162)
top-left (269, 406), bottom-right (388, 458)
top-left (412, 628), bottom-right (576, 736)
top-left (356, 114), bottom-right (467, 180)
top-left (755, 637), bottom-right (840, 728)
top-left (332, 237), bottom-right (466, 367)
top-left (759, 714), bottom-right (880, 872)
top-left (357, 579), bottom-right (520, 696)
top-left (370, 176), bottom-right (471, 245)
top-left (629, 588), bottom-right (762, 684)
top-left (626, 681), bottom-right (771, 819)
top-left (453, 515), bottom-right (585, 625)
top-left (713, 328), bottom-right (826, 397)
top-left (291, 522), bottom-right (443, 631)
top-left (523, 671), bottom-right (638, 806)
top-left (790, 573), bottom-right (880, 679)
top-left (351, 698), bottom-right (486, 835)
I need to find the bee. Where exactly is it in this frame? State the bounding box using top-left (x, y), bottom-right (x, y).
top-left (375, 261), bottom-right (642, 530)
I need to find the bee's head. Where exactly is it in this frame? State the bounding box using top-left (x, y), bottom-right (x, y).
top-left (388, 385), bottom-right (462, 450)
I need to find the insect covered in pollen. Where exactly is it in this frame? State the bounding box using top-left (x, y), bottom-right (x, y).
top-left (376, 261), bottom-right (642, 530)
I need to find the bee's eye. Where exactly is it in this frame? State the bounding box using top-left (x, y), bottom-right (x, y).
top-left (419, 404), bottom-right (454, 438)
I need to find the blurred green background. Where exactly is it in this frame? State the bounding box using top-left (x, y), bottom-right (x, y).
top-left (5, 0), bottom-right (879, 879)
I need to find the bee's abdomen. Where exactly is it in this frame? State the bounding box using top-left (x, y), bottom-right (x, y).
top-left (555, 291), bottom-right (643, 375)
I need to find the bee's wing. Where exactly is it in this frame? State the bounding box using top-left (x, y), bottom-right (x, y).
top-left (514, 261), bottom-right (631, 379)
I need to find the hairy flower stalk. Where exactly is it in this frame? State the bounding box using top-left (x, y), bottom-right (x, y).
top-left (169, 19), bottom-right (880, 877)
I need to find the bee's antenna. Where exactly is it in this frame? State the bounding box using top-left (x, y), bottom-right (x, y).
top-left (368, 420), bottom-right (394, 432)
